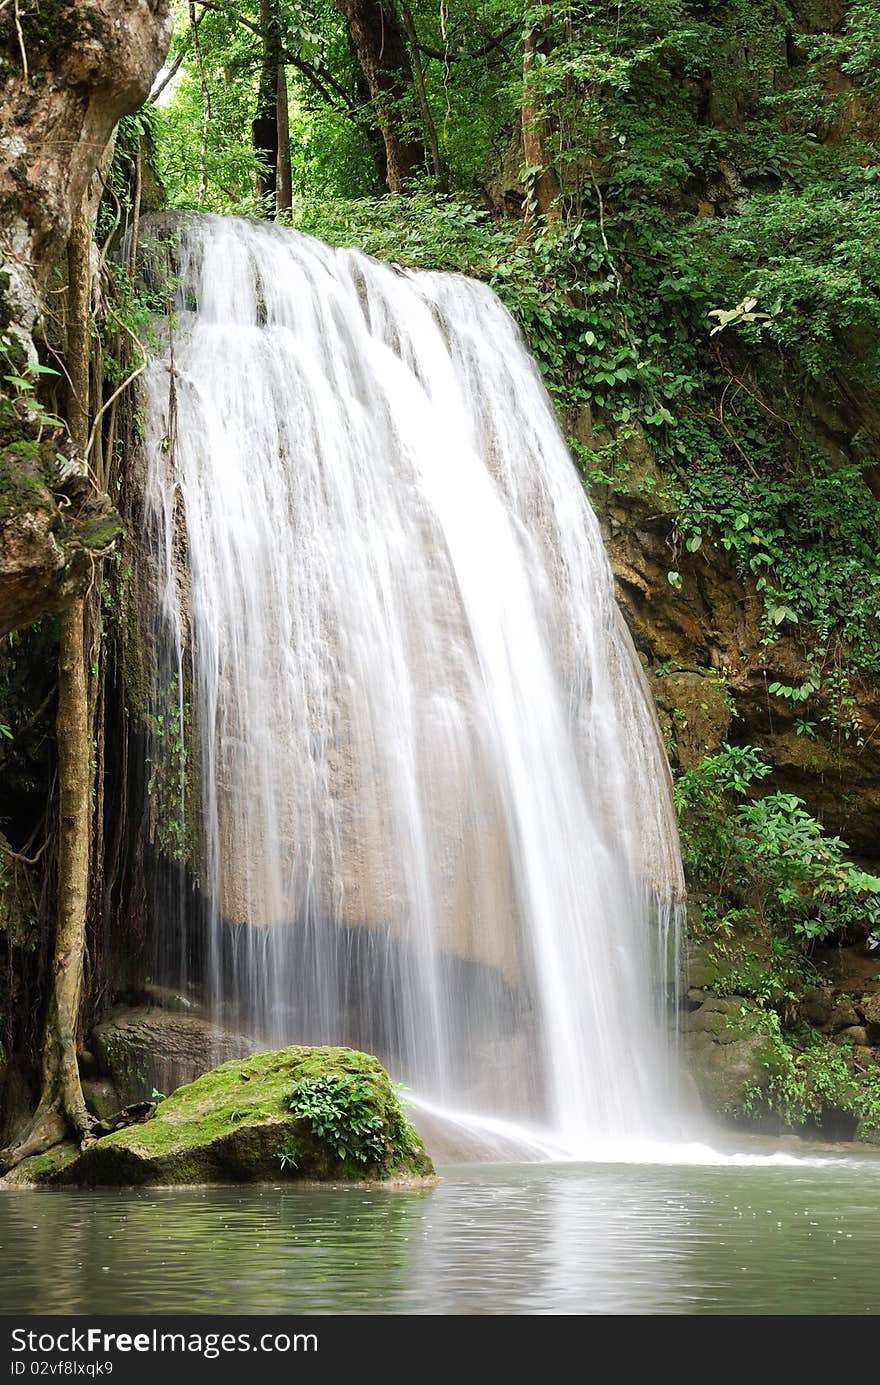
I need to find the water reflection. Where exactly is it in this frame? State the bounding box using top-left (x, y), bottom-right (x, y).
top-left (2, 1159), bottom-right (880, 1314)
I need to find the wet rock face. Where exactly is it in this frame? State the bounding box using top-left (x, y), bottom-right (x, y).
top-left (90, 1007), bottom-right (259, 1107)
top-left (682, 995), bottom-right (777, 1117)
top-left (598, 478), bottom-right (880, 855)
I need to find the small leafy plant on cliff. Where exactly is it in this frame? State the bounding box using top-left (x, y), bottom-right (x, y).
top-left (737, 795), bottom-right (880, 943)
top-left (674, 743), bottom-right (771, 885)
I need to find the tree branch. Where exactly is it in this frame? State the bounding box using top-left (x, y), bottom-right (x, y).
top-left (416, 21), bottom-right (518, 63)
top-left (149, 3), bottom-right (208, 104)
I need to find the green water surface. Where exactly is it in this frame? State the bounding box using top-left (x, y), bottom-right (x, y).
top-left (2, 1155), bottom-right (879, 1314)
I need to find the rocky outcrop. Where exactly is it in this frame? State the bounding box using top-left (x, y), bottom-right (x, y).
top-left (595, 453), bottom-right (880, 856)
top-left (11, 1046), bottom-right (435, 1186)
top-left (0, 401), bottom-right (120, 634)
top-left (683, 995), bottom-right (777, 1117)
top-left (683, 928), bottom-right (880, 1138)
top-left (89, 1007), bottom-right (259, 1106)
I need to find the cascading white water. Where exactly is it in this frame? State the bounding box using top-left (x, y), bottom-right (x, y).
top-left (138, 212), bottom-right (685, 1155)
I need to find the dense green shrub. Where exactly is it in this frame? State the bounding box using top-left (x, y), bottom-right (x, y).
top-left (676, 745), bottom-right (880, 947)
top-left (286, 1072), bottom-right (420, 1169)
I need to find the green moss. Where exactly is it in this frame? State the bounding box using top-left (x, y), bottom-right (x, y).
top-left (15, 1), bottom-right (109, 59)
top-left (4, 1143), bottom-right (80, 1187)
top-left (0, 435), bottom-right (56, 522)
top-left (69, 513), bottom-right (123, 551)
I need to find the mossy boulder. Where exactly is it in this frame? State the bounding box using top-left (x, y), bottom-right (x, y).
top-left (30, 1046), bottom-right (434, 1187)
top-left (688, 940), bottom-right (743, 992)
top-left (860, 993), bottom-right (880, 1044)
top-left (683, 996), bottom-right (779, 1119)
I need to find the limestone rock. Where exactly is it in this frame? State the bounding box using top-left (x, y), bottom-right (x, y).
top-left (687, 941), bottom-right (741, 992)
top-left (829, 998), bottom-right (860, 1032)
top-left (683, 996), bottom-right (776, 1118)
top-left (859, 992), bottom-right (880, 1043)
top-left (81, 1078), bottom-right (121, 1123)
top-left (652, 670), bottom-right (733, 769)
top-left (596, 476), bottom-right (880, 855)
top-left (0, 415), bottom-right (121, 635)
top-left (1, 3), bottom-right (172, 313)
top-left (0, 1), bottom-right (170, 637)
top-left (90, 1007), bottom-right (258, 1106)
top-left (800, 987), bottom-right (835, 1028)
top-left (37, 1047), bottom-right (434, 1187)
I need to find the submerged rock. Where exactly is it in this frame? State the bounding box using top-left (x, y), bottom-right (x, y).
top-left (15, 1046), bottom-right (434, 1188)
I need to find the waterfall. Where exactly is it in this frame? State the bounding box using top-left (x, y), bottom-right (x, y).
top-left (136, 212), bottom-right (685, 1154)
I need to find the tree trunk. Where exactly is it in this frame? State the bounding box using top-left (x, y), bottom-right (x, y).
top-left (348, 39), bottom-right (389, 190)
top-left (399, 0), bottom-right (445, 188)
top-left (253, 0), bottom-right (281, 210)
top-left (522, 27), bottom-right (562, 223)
top-left (276, 64), bottom-right (292, 215)
top-left (334, 0), bottom-right (427, 192)
top-left (0, 206), bottom-right (94, 1173)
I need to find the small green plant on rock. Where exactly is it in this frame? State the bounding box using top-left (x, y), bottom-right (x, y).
top-left (278, 1139), bottom-right (298, 1173)
top-left (287, 1072), bottom-right (418, 1169)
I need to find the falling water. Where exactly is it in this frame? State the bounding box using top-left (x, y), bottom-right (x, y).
top-left (136, 212), bottom-right (685, 1154)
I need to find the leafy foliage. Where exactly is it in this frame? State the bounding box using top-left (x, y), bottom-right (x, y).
top-left (676, 746), bottom-right (880, 947)
top-left (744, 1021), bottom-right (880, 1135)
top-left (287, 1072), bottom-right (419, 1168)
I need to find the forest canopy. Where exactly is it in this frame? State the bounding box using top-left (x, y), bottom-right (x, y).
top-left (143, 0), bottom-right (880, 670)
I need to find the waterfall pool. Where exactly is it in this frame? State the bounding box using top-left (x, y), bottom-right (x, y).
top-left (3, 1149), bottom-right (879, 1314)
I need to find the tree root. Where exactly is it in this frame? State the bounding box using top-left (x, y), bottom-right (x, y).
top-left (0, 1101), bottom-right (94, 1175)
